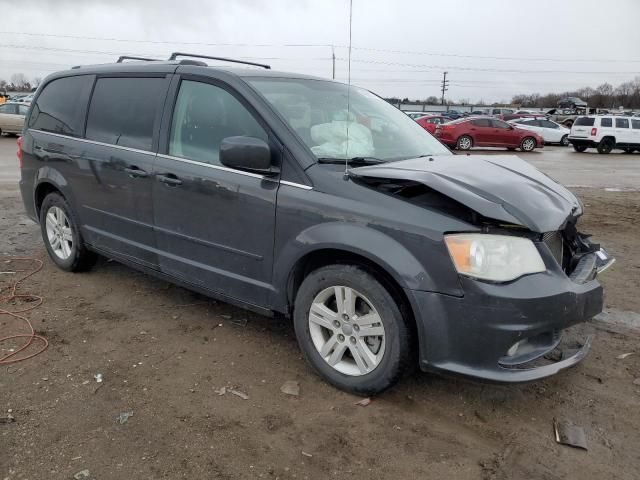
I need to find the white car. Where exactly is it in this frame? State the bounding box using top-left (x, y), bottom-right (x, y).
top-left (510, 118), bottom-right (570, 145)
top-left (0, 102), bottom-right (29, 135)
top-left (404, 111), bottom-right (432, 120)
top-left (569, 115), bottom-right (640, 154)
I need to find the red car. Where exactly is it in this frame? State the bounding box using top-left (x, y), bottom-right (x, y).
top-left (415, 114), bottom-right (449, 134)
top-left (435, 117), bottom-right (544, 151)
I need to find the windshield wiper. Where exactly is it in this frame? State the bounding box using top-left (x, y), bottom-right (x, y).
top-left (317, 156), bottom-right (386, 165)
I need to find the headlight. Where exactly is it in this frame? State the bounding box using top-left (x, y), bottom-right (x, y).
top-left (444, 234), bottom-right (546, 282)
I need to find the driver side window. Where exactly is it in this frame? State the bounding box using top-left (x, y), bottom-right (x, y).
top-left (169, 80), bottom-right (268, 166)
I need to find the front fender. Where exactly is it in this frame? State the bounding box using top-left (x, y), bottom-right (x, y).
top-left (272, 221), bottom-right (441, 308)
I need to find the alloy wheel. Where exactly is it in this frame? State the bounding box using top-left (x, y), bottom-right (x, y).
top-left (308, 286), bottom-right (386, 376)
top-left (45, 206), bottom-right (73, 260)
top-left (522, 138), bottom-right (535, 151)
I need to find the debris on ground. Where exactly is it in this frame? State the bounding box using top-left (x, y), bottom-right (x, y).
top-left (214, 386), bottom-right (249, 399)
top-left (616, 352), bottom-right (634, 359)
top-left (280, 380), bottom-right (300, 396)
top-left (0, 413), bottom-right (15, 424)
top-left (228, 388), bottom-right (249, 400)
top-left (94, 373), bottom-right (103, 383)
top-left (231, 318), bottom-right (248, 327)
top-left (301, 451), bottom-right (313, 457)
top-left (73, 469), bottom-right (91, 479)
top-left (633, 378), bottom-right (640, 386)
top-left (554, 418), bottom-right (588, 450)
top-left (116, 411), bottom-right (134, 425)
top-left (354, 397), bottom-right (372, 407)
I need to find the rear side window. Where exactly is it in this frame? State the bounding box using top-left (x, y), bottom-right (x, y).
top-left (600, 118), bottom-right (612, 127)
top-left (18, 105), bottom-right (29, 115)
top-left (169, 80), bottom-right (268, 166)
top-left (471, 119), bottom-right (490, 127)
top-left (0, 104), bottom-right (17, 114)
top-left (632, 119), bottom-right (640, 129)
top-left (615, 118), bottom-right (629, 128)
top-left (85, 77), bottom-right (166, 151)
top-left (28, 75), bottom-right (93, 137)
top-left (574, 117), bottom-right (595, 127)
top-left (491, 119), bottom-right (511, 129)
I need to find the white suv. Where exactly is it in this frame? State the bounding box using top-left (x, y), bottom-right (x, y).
top-left (569, 115), bottom-right (640, 154)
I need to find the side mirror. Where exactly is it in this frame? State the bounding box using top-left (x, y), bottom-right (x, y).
top-left (219, 136), bottom-right (277, 175)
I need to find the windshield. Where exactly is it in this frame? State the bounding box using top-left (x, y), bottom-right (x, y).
top-left (248, 77), bottom-right (451, 161)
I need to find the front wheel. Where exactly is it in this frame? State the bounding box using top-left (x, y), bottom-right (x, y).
top-left (560, 135), bottom-right (569, 146)
top-left (520, 136), bottom-right (536, 152)
top-left (293, 265), bottom-right (410, 395)
top-left (456, 135), bottom-right (473, 150)
top-left (40, 192), bottom-right (96, 272)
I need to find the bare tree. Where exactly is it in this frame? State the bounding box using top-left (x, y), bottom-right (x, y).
top-left (10, 73), bottom-right (28, 89)
top-left (32, 76), bottom-right (43, 88)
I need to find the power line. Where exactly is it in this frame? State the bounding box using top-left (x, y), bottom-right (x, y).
top-left (336, 58), bottom-right (640, 75)
top-left (2, 30), bottom-right (640, 64)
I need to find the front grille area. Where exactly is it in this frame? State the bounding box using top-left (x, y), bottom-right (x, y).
top-left (542, 231), bottom-right (564, 267)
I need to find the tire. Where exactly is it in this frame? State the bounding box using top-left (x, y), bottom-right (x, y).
top-left (622, 148), bottom-right (635, 154)
top-left (293, 265), bottom-right (410, 395)
top-left (560, 135), bottom-right (569, 146)
top-left (597, 138), bottom-right (614, 154)
top-left (40, 192), bottom-right (96, 272)
top-left (573, 144), bottom-right (588, 152)
top-left (507, 147), bottom-right (516, 151)
top-left (520, 136), bottom-right (536, 152)
top-left (456, 135), bottom-right (473, 150)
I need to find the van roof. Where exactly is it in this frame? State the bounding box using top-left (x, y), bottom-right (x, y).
top-left (56, 60), bottom-right (331, 83)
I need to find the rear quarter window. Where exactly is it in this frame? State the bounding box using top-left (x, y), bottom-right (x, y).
top-left (574, 117), bottom-right (595, 127)
top-left (28, 75), bottom-right (94, 137)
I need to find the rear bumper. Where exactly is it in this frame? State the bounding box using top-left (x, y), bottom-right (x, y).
top-left (568, 138), bottom-right (598, 147)
top-left (406, 261), bottom-right (604, 382)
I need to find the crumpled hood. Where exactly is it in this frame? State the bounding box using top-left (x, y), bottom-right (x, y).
top-left (349, 155), bottom-right (581, 233)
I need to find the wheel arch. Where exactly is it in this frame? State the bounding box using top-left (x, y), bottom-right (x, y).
top-left (285, 247), bottom-right (419, 355)
top-left (33, 166), bottom-right (74, 220)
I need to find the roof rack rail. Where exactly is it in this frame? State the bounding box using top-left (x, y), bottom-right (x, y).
top-left (168, 52), bottom-right (271, 69)
top-left (117, 56), bottom-right (160, 63)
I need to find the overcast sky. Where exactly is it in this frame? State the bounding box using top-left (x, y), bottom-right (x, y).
top-left (1, 0), bottom-right (639, 102)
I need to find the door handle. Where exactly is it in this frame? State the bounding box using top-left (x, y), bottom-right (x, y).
top-left (156, 174), bottom-right (183, 186)
top-left (124, 167), bottom-right (149, 178)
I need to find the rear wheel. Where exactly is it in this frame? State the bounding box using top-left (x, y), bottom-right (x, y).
top-left (622, 148), bottom-right (635, 154)
top-left (560, 135), bottom-right (569, 146)
top-left (573, 144), bottom-right (588, 152)
top-left (597, 138), bottom-right (614, 154)
top-left (293, 265), bottom-right (410, 395)
top-left (40, 193), bottom-right (96, 272)
top-left (456, 135), bottom-right (473, 150)
top-left (520, 136), bottom-right (536, 152)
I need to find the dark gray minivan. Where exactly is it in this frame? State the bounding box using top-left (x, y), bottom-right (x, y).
top-left (18, 54), bottom-right (614, 394)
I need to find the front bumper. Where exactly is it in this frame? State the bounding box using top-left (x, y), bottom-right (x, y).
top-left (406, 252), bottom-right (606, 382)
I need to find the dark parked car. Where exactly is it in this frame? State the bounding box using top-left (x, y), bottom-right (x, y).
top-left (558, 97), bottom-right (587, 109)
top-left (18, 54), bottom-right (613, 394)
top-left (435, 116), bottom-right (545, 151)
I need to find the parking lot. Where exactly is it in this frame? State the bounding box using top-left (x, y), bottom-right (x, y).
top-left (1, 134), bottom-right (640, 479)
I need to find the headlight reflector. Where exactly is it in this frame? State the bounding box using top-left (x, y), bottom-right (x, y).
top-left (444, 234), bottom-right (546, 282)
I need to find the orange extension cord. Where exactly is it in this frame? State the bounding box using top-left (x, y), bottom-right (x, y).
top-left (0, 257), bottom-right (48, 365)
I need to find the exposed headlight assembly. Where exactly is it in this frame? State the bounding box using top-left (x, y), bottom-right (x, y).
top-left (444, 234), bottom-right (546, 282)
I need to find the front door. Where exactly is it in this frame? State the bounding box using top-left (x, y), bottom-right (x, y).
top-left (0, 103), bottom-right (23, 133)
top-left (152, 78), bottom-right (279, 306)
top-left (614, 117), bottom-right (632, 145)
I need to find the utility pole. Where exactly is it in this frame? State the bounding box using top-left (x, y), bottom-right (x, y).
top-left (441, 71), bottom-right (449, 106)
top-left (332, 45), bottom-right (336, 80)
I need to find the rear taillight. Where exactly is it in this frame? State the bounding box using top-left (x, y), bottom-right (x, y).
top-left (17, 136), bottom-right (24, 168)
top-left (591, 128), bottom-right (597, 136)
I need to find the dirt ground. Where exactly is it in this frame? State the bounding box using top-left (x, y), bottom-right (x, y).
top-left (1, 185), bottom-right (639, 480)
